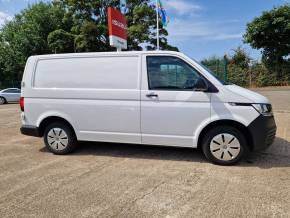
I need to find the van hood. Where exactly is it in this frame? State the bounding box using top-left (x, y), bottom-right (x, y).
top-left (224, 85), bottom-right (269, 104)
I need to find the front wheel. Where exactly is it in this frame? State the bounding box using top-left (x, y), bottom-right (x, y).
top-left (0, 97), bottom-right (6, 105)
top-left (202, 126), bottom-right (247, 165)
top-left (44, 122), bottom-right (77, 155)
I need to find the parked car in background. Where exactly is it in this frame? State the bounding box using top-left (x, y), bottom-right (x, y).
top-left (0, 88), bottom-right (21, 104)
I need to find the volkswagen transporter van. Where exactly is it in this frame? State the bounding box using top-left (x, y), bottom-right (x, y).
top-left (20, 51), bottom-right (276, 165)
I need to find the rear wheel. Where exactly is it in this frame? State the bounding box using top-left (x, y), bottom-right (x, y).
top-left (202, 126), bottom-right (247, 165)
top-left (0, 97), bottom-right (6, 105)
top-left (44, 122), bottom-right (77, 155)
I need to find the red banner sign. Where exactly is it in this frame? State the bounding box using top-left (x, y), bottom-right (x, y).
top-left (108, 7), bottom-right (127, 49)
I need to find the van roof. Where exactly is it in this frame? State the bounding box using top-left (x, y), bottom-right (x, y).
top-left (30, 50), bottom-right (183, 59)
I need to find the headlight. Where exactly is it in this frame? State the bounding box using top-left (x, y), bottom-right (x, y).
top-left (252, 103), bottom-right (273, 116)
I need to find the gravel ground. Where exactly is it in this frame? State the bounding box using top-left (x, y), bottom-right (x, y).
top-left (0, 88), bottom-right (290, 218)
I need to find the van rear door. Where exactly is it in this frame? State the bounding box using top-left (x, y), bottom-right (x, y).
top-left (140, 55), bottom-right (211, 147)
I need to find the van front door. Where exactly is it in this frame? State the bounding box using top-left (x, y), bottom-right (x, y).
top-left (141, 55), bottom-right (211, 147)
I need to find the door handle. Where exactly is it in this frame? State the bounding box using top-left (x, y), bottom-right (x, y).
top-left (146, 93), bottom-right (158, 98)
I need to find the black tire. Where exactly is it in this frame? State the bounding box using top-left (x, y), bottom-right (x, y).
top-left (44, 122), bottom-right (77, 155)
top-left (0, 97), bottom-right (6, 105)
top-left (201, 125), bottom-right (247, 165)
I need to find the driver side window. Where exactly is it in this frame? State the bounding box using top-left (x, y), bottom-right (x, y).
top-left (147, 56), bottom-right (201, 90)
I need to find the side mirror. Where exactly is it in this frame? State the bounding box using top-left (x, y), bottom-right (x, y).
top-left (193, 77), bottom-right (208, 92)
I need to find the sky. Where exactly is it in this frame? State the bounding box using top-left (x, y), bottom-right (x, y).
top-left (0, 0), bottom-right (289, 60)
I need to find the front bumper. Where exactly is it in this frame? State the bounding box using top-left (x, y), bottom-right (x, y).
top-left (20, 125), bottom-right (41, 137)
top-left (248, 115), bottom-right (277, 151)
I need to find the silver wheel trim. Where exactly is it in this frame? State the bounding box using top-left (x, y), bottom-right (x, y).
top-left (0, 98), bottom-right (4, 104)
top-left (210, 133), bottom-right (241, 161)
top-left (47, 128), bottom-right (69, 151)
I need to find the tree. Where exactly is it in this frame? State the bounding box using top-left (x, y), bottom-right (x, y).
top-left (227, 47), bottom-right (251, 87)
top-left (250, 62), bottom-right (276, 87)
top-left (244, 4), bottom-right (290, 82)
top-left (0, 41), bottom-right (7, 82)
top-left (56, 0), bottom-right (178, 51)
top-left (0, 2), bottom-right (69, 81)
top-left (48, 29), bottom-right (75, 53)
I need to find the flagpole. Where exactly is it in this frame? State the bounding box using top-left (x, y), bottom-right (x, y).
top-left (156, 0), bottom-right (159, 50)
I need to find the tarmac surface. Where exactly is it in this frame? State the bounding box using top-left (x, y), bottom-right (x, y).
top-left (0, 87), bottom-right (290, 218)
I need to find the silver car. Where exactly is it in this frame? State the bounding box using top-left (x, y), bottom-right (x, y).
top-left (0, 88), bottom-right (21, 104)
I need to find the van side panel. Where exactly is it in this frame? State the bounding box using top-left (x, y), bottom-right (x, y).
top-left (34, 57), bottom-right (139, 89)
top-left (23, 55), bottom-right (141, 144)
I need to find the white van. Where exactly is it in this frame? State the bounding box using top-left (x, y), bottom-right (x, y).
top-left (20, 51), bottom-right (276, 165)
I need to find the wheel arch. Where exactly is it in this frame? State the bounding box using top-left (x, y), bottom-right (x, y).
top-left (197, 119), bottom-right (254, 151)
top-left (38, 116), bottom-right (76, 138)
